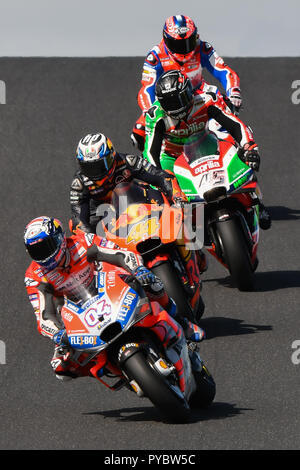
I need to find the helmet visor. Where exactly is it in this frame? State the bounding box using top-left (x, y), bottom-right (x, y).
top-left (26, 231), bottom-right (63, 263)
top-left (164, 31), bottom-right (197, 55)
top-left (79, 153), bottom-right (114, 180)
top-left (160, 89), bottom-right (193, 116)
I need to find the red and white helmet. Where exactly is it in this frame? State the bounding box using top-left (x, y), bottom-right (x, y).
top-left (24, 216), bottom-right (67, 270)
top-left (163, 15), bottom-right (198, 64)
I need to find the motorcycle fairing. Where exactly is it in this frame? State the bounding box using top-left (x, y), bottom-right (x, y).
top-left (61, 268), bottom-right (140, 351)
top-left (174, 136), bottom-right (254, 202)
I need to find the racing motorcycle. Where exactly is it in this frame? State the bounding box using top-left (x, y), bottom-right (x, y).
top-left (172, 132), bottom-right (260, 291)
top-left (59, 250), bottom-right (216, 422)
top-left (97, 180), bottom-right (205, 325)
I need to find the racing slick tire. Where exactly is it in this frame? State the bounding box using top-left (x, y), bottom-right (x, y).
top-left (151, 261), bottom-right (203, 323)
top-left (215, 216), bottom-right (255, 291)
top-left (122, 350), bottom-right (191, 423)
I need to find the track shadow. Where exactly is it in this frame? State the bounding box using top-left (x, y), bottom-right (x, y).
top-left (83, 402), bottom-right (249, 424)
top-left (204, 270), bottom-right (300, 292)
top-left (200, 317), bottom-right (272, 340)
top-left (203, 275), bottom-right (237, 289)
top-left (189, 402), bottom-right (253, 423)
top-left (267, 205), bottom-right (300, 221)
top-left (84, 405), bottom-right (162, 423)
top-left (254, 271), bottom-right (300, 291)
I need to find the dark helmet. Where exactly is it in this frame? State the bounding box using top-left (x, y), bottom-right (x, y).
top-left (163, 15), bottom-right (198, 63)
top-left (155, 70), bottom-right (193, 119)
top-left (76, 133), bottom-right (116, 183)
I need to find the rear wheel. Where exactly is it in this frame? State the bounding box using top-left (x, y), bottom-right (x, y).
top-left (122, 351), bottom-right (191, 423)
top-left (215, 217), bottom-right (254, 291)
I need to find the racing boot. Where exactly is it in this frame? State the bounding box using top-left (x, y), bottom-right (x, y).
top-left (258, 203), bottom-right (271, 230)
top-left (166, 301), bottom-right (206, 342)
top-left (154, 292), bottom-right (206, 342)
top-left (51, 345), bottom-right (79, 380)
top-left (180, 317), bottom-right (206, 342)
top-left (196, 249), bottom-right (208, 274)
top-left (142, 270), bottom-right (206, 342)
top-left (187, 342), bottom-right (204, 372)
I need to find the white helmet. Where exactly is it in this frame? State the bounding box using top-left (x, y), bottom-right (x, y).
top-left (76, 133), bottom-right (116, 182)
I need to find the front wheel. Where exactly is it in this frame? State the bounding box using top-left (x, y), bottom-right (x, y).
top-left (122, 351), bottom-right (191, 423)
top-left (215, 216), bottom-right (255, 291)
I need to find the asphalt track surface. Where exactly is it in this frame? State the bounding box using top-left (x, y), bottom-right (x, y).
top-left (0, 57), bottom-right (300, 451)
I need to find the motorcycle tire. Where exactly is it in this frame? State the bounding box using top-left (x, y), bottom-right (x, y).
top-left (215, 217), bottom-right (255, 291)
top-left (151, 261), bottom-right (197, 323)
top-left (122, 350), bottom-right (191, 423)
top-left (189, 364), bottom-right (216, 409)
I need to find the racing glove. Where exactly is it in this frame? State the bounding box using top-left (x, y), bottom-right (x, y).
top-left (164, 171), bottom-right (188, 206)
top-left (52, 328), bottom-right (68, 346)
top-left (228, 87), bottom-right (242, 113)
top-left (240, 142), bottom-right (260, 171)
top-left (134, 266), bottom-right (164, 292)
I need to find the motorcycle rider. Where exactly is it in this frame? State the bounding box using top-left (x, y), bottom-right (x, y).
top-left (131, 14), bottom-right (242, 152)
top-left (69, 132), bottom-right (186, 235)
top-left (24, 216), bottom-right (205, 379)
top-left (70, 130), bottom-right (208, 304)
top-left (143, 70), bottom-right (271, 230)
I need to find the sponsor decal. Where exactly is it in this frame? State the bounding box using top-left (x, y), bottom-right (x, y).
top-left (85, 298), bottom-right (112, 327)
top-left (211, 170), bottom-right (225, 185)
top-left (233, 173), bottom-right (249, 189)
top-left (24, 277), bottom-right (39, 287)
top-left (29, 294), bottom-right (38, 300)
top-left (203, 42), bottom-right (213, 53)
top-left (190, 155), bottom-right (219, 168)
top-left (84, 233), bottom-right (95, 246)
top-left (117, 292), bottom-right (137, 322)
top-left (118, 343), bottom-right (139, 361)
top-left (69, 335), bottom-right (98, 347)
top-left (40, 323), bottom-right (57, 336)
top-left (71, 178), bottom-right (83, 191)
top-left (98, 271), bottom-right (105, 288)
top-left (194, 160), bottom-right (221, 175)
top-left (170, 121), bottom-right (205, 136)
top-left (142, 73), bottom-right (152, 82)
top-left (127, 217), bottom-right (159, 244)
top-left (106, 271), bottom-right (116, 287)
top-left (176, 26), bottom-right (189, 35)
top-left (62, 311), bottom-right (73, 323)
top-left (145, 53), bottom-right (158, 65)
top-left (73, 246), bottom-right (86, 261)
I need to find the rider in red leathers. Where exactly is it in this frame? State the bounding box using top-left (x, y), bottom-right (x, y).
top-left (131, 14), bottom-right (242, 151)
top-left (24, 217), bottom-right (205, 379)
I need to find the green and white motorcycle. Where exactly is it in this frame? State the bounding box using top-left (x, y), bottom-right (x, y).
top-left (173, 132), bottom-right (260, 291)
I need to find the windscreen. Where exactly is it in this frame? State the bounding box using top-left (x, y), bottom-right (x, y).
top-left (183, 133), bottom-right (219, 163)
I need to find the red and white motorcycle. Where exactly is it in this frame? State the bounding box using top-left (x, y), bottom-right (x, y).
top-left (173, 132), bottom-right (261, 291)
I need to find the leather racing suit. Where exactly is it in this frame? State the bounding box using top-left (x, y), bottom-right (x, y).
top-left (132, 38), bottom-right (240, 150)
top-left (143, 88), bottom-right (255, 172)
top-left (70, 151), bottom-right (183, 234)
top-left (24, 231), bottom-right (175, 378)
top-left (142, 87), bottom-right (270, 230)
